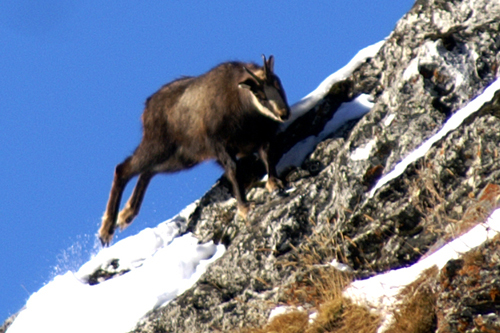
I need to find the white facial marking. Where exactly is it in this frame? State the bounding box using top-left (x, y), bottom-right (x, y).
top-left (247, 91), bottom-right (283, 122)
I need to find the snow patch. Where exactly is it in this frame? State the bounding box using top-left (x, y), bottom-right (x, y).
top-left (383, 113), bottom-right (396, 127)
top-left (277, 94), bottom-right (374, 173)
top-left (285, 40), bottom-right (384, 125)
top-left (7, 203), bottom-right (225, 333)
top-left (269, 305), bottom-right (317, 324)
top-left (269, 305), bottom-right (304, 319)
top-left (402, 56), bottom-right (420, 82)
top-left (351, 140), bottom-right (376, 161)
top-left (329, 259), bottom-right (354, 273)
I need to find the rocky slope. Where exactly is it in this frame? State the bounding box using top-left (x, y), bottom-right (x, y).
top-left (3, 0), bottom-right (500, 332)
top-left (130, 0), bottom-right (500, 332)
top-left (131, 1), bottom-right (500, 332)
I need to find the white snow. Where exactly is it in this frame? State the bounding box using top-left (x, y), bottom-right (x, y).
top-left (275, 40), bottom-right (384, 173)
top-left (351, 140), bottom-right (376, 161)
top-left (269, 305), bottom-right (304, 319)
top-left (285, 40), bottom-right (384, 125)
top-left (6, 204), bottom-right (225, 333)
top-left (329, 259), bottom-right (354, 273)
top-left (370, 77), bottom-right (500, 198)
top-left (277, 94), bottom-right (375, 173)
top-left (402, 56), bottom-right (420, 82)
top-left (269, 305), bottom-right (318, 324)
top-left (383, 113), bottom-right (396, 127)
top-left (344, 211), bottom-right (500, 332)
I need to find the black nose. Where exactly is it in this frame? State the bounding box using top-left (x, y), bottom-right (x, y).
top-left (281, 107), bottom-right (291, 121)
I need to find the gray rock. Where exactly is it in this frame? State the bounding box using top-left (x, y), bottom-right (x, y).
top-left (0, 314), bottom-right (18, 333)
top-left (4, 1), bottom-right (500, 332)
top-left (436, 235), bottom-right (500, 332)
top-left (132, 1), bottom-right (500, 332)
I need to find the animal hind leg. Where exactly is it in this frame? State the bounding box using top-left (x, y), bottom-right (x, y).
top-left (99, 145), bottom-right (158, 246)
top-left (99, 156), bottom-right (139, 246)
top-left (114, 144), bottom-right (182, 233)
top-left (217, 147), bottom-right (252, 219)
top-left (117, 171), bottom-right (154, 231)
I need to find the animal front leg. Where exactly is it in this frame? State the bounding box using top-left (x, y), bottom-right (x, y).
top-left (258, 144), bottom-right (284, 193)
top-left (117, 172), bottom-right (153, 231)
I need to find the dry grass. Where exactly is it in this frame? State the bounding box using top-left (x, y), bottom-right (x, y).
top-left (243, 310), bottom-right (310, 333)
top-left (385, 266), bottom-right (439, 333)
top-left (241, 256), bottom-right (380, 333)
top-left (407, 158), bottom-right (500, 242)
top-left (456, 183), bottom-right (500, 235)
top-left (242, 288), bottom-right (380, 333)
top-left (406, 163), bottom-right (450, 236)
top-left (310, 297), bottom-right (380, 333)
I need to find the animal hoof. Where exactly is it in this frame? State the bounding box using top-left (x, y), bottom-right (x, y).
top-left (237, 202), bottom-right (255, 220)
top-left (266, 177), bottom-right (285, 193)
top-left (117, 206), bottom-right (136, 231)
top-left (98, 215), bottom-right (115, 247)
top-left (98, 232), bottom-right (113, 247)
top-left (274, 187), bottom-right (289, 197)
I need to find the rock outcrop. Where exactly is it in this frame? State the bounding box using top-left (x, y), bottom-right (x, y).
top-left (127, 1), bottom-right (500, 332)
top-left (3, 1), bottom-right (500, 332)
top-left (130, 0), bottom-right (500, 332)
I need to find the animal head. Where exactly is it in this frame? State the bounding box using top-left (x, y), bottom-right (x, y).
top-left (238, 55), bottom-right (290, 122)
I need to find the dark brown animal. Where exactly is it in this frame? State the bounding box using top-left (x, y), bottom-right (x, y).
top-left (99, 55), bottom-right (290, 246)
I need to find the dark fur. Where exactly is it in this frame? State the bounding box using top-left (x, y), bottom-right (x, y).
top-left (99, 56), bottom-right (290, 246)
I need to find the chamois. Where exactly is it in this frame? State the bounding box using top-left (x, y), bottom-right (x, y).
top-left (99, 55), bottom-right (290, 246)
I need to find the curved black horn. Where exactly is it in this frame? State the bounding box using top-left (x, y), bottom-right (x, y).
top-left (243, 66), bottom-right (263, 85)
top-left (267, 55), bottom-right (274, 73)
top-left (261, 54), bottom-right (268, 77)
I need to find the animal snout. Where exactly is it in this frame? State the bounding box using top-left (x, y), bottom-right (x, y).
top-left (279, 107), bottom-right (291, 121)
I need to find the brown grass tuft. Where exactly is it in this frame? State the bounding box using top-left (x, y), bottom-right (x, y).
top-left (456, 183), bottom-right (500, 236)
top-left (241, 266), bottom-right (380, 333)
top-left (242, 310), bottom-right (310, 333)
top-left (309, 298), bottom-right (380, 333)
top-left (243, 297), bottom-right (380, 333)
top-left (385, 266), bottom-right (439, 333)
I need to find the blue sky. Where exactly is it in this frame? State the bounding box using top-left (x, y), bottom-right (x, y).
top-left (0, 1), bottom-right (413, 321)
